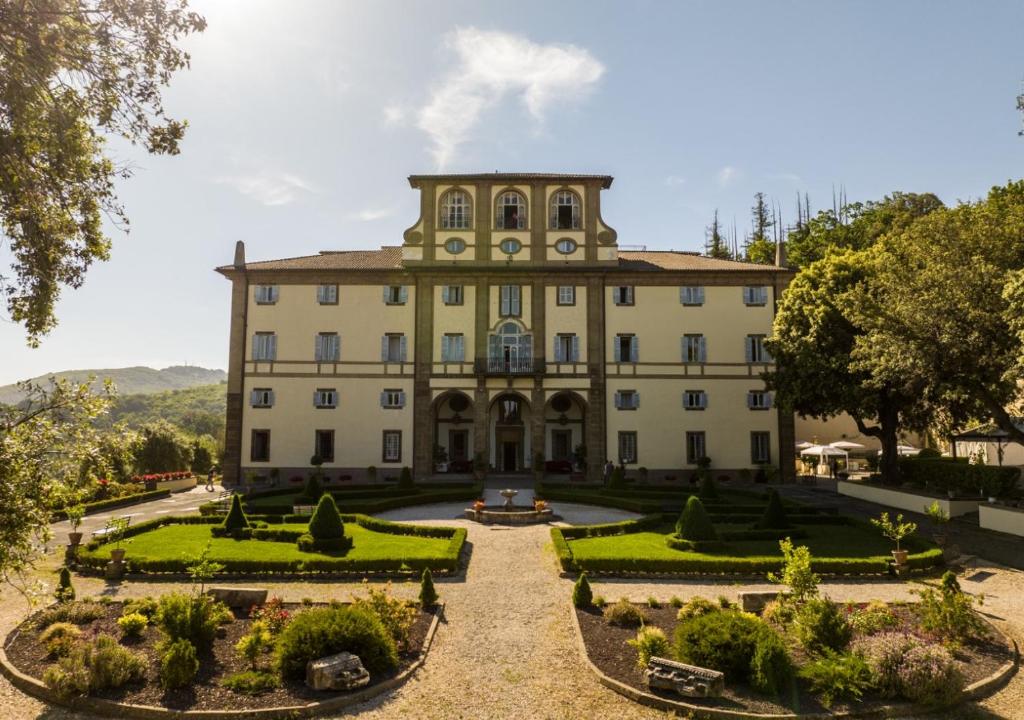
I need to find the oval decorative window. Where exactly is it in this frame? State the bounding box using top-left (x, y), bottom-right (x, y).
top-left (499, 238), bottom-right (522, 255)
top-left (449, 394), bottom-right (469, 412)
top-left (554, 238), bottom-right (577, 255)
top-left (444, 238), bottom-right (466, 255)
top-left (550, 394), bottom-right (572, 413)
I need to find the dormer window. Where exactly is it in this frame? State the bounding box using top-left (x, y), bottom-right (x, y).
top-left (495, 191), bottom-right (526, 229)
top-left (440, 189), bottom-right (471, 229)
top-left (550, 190), bottom-right (581, 229)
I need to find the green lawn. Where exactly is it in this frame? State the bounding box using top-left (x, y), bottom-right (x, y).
top-left (84, 523), bottom-right (452, 564)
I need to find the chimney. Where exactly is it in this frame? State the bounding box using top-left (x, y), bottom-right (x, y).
top-left (233, 240), bottom-right (246, 269)
top-left (774, 239), bottom-right (787, 268)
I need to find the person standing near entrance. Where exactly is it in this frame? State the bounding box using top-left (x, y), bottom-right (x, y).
top-left (205, 467), bottom-right (217, 492)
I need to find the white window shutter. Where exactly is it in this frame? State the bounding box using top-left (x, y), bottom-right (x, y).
top-left (399, 335), bottom-right (407, 361)
top-left (626, 286), bottom-right (634, 304)
top-left (380, 391), bottom-right (387, 407)
top-left (381, 336), bottom-right (389, 361)
top-left (747, 392), bottom-right (755, 409)
top-left (269, 334), bottom-right (277, 360)
top-left (268, 390), bottom-right (275, 406)
top-left (441, 334), bottom-right (450, 361)
top-left (699, 336), bottom-right (707, 363)
top-left (679, 286), bottom-right (686, 304)
top-left (630, 336), bottom-right (639, 362)
top-left (315, 334), bottom-right (323, 361)
top-left (554, 335), bottom-right (563, 362)
top-left (334, 335), bottom-right (341, 360)
top-left (680, 337), bottom-right (687, 362)
top-left (613, 337), bottom-right (622, 362)
top-left (313, 390), bottom-right (320, 406)
top-left (614, 391), bottom-right (622, 409)
top-left (456, 335), bottom-right (464, 360)
top-left (442, 286), bottom-right (450, 304)
top-left (398, 391), bottom-right (406, 407)
top-left (399, 286), bottom-right (408, 304)
top-left (745, 337), bottom-right (753, 362)
top-left (500, 285), bottom-right (510, 315)
top-left (632, 392), bottom-right (640, 409)
top-left (571, 335), bottom-right (580, 362)
top-left (767, 392), bottom-right (773, 407)
top-left (700, 392), bottom-right (707, 409)
top-left (511, 286), bottom-right (521, 316)
top-left (250, 390), bottom-right (259, 405)
top-left (383, 286), bottom-right (390, 303)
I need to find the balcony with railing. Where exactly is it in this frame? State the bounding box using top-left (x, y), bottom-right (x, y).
top-left (474, 357), bottom-right (545, 375)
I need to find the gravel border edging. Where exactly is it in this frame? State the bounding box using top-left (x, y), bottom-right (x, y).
top-left (0, 602), bottom-right (444, 720)
top-left (568, 602), bottom-right (1019, 720)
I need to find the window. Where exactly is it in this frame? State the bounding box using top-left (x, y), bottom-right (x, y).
top-left (554, 238), bottom-right (577, 255)
top-left (250, 388), bottom-right (273, 408)
top-left (380, 389), bottom-right (406, 408)
top-left (748, 390), bottom-right (772, 410)
top-left (554, 333), bottom-right (579, 362)
top-left (444, 237), bottom-right (466, 255)
top-left (614, 389), bottom-right (639, 410)
top-left (613, 286), bottom-right (634, 306)
top-left (495, 191), bottom-right (526, 229)
top-left (550, 190), bottom-right (581, 229)
top-left (440, 189), bottom-right (471, 229)
top-left (499, 237), bottom-right (522, 255)
top-left (686, 431), bottom-right (706, 465)
top-left (683, 390), bottom-right (707, 410)
top-left (315, 332), bottom-right (340, 362)
top-left (751, 431), bottom-right (771, 464)
top-left (618, 431), bottom-right (638, 464)
top-left (557, 286), bottom-right (576, 305)
top-left (679, 286), bottom-right (705, 306)
top-left (499, 285), bottom-right (521, 316)
top-left (254, 285), bottom-right (278, 305)
top-left (682, 334), bottom-right (707, 363)
top-left (441, 333), bottom-right (465, 362)
top-left (383, 285), bottom-right (408, 305)
top-left (743, 286), bottom-right (768, 306)
top-left (250, 430), bottom-right (270, 462)
top-left (252, 332), bottom-right (277, 361)
top-left (314, 430), bottom-right (335, 462)
top-left (442, 285), bottom-right (463, 305)
top-left (317, 284), bottom-right (338, 305)
top-left (745, 334), bottom-right (772, 363)
top-left (314, 388), bottom-right (337, 409)
top-left (381, 333), bottom-right (407, 363)
top-left (382, 430), bottom-right (402, 463)
top-left (614, 334), bottom-right (638, 362)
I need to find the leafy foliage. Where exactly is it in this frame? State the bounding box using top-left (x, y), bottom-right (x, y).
top-left (572, 572), bottom-right (593, 608)
top-left (398, 466), bottom-right (413, 489)
top-left (159, 638), bottom-right (198, 689)
top-left (675, 496), bottom-right (718, 541)
top-left (352, 581), bottom-right (418, 648)
top-left (848, 601), bottom-right (900, 636)
top-left (308, 494), bottom-right (344, 540)
top-left (895, 643), bottom-right (965, 706)
top-left (299, 473), bottom-right (323, 504)
top-left (627, 626), bottom-right (670, 668)
top-left (870, 512), bottom-right (917, 552)
top-left (274, 605), bottom-right (398, 680)
top-left (116, 612), bottom-right (148, 639)
top-left (853, 631), bottom-right (919, 698)
top-left (605, 599), bottom-right (646, 627)
top-left (419, 567), bottom-right (438, 608)
top-left (914, 571), bottom-right (988, 644)
top-left (235, 620), bottom-right (273, 670)
top-left (794, 597), bottom-right (852, 654)
top-left (220, 670), bottom-right (280, 695)
top-left (698, 473), bottom-right (719, 500)
top-left (55, 566), bottom-right (75, 603)
top-left (767, 538), bottom-right (819, 602)
top-left (42, 634), bottom-right (146, 698)
top-left (39, 622), bottom-right (82, 658)
top-left (133, 420), bottom-right (193, 473)
top-left (155, 592), bottom-right (227, 652)
top-left (222, 494), bottom-right (249, 532)
top-left (676, 596), bottom-right (720, 622)
top-left (34, 600), bottom-right (104, 628)
top-left (798, 650), bottom-right (873, 708)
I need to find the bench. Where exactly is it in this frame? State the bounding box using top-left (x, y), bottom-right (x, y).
top-left (92, 515), bottom-right (132, 540)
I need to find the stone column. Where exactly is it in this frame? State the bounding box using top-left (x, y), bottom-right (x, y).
top-left (584, 276), bottom-right (607, 482)
top-left (777, 409), bottom-right (796, 483)
top-left (531, 386), bottom-right (545, 472)
top-left (412, 277), bottom-right (435, 480)
top-left (476, 181), bottom-right (491, 262)
top-left (223, 245), bottom-right (249, 487)
top-left (530, 182), bottom-right (546, 262)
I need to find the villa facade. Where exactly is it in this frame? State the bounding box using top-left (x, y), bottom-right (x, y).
top-left (217, 172), bottom-right (796, 485)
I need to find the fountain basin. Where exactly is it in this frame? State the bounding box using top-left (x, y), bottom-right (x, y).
top-left (465, 504), bottom-right (555, 525)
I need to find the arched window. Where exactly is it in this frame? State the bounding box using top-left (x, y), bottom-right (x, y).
top-left (440, 189), bottom-right (472, 229)
top-left (550, 190), bottom-right (581, 229)
top-left (495, 190), bottom-right (526, 229)
top-left (487, 321), bottom-right (533, 374)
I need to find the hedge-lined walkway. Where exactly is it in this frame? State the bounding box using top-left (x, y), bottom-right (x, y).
top-left (2, 487), bottom-right (1022, 719)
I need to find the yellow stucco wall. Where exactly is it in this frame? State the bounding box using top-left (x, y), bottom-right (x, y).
top-left (545, 285), bottom-right (588, 362)
top-left (433, 284), bottom-right (476, 362)
top-left (488, 284), bottom-right (533, 329)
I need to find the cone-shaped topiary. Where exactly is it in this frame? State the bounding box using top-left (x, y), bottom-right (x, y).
top-left (698, 473), bottom-right (719, 500)
top-left (308, 494), bottom-right (344, 540)
top-left (572, 572), bottom-right (593, 608)
top-left (55, 566), bottom-right (75, 603)
top-left (222, 494), bottom-right (249, 531)
top-left (398, 466), bottom-right (413, 490)
top-left (676, 496), bottom-right (718, 541)
top-left (300, 473), bottom-right (323, 503)
top-left (419, 568), bottom-right (438, 608)
top-left (756, 489), bottom-right (790, 530)
top-left (608, 466), bottom-right (625, 489)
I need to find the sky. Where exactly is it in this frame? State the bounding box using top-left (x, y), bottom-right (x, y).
top-left (2, 0), bottom-right (1024, 385)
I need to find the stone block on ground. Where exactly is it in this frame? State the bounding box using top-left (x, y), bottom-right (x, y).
top-left (306, 651), bottom-right (370, 691)
top-left (645, 656), bottom-right (724, 698)
top-left (738, 590), bottom-right (783, 614)
top-left (206, 586), bottom-right (267, 608)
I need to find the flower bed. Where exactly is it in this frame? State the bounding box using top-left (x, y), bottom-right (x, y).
top-left (51, 489), bottom-right (172, 521)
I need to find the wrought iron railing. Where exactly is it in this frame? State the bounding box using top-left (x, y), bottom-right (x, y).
top-left (474, 357), bottom-right (544, 375)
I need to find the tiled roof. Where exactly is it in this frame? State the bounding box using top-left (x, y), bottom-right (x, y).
top-left (617, 251), bottom-right (785, 272)
top-left (408, 172), bottom-right (613, 188)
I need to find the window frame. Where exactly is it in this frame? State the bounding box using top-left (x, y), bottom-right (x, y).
top-left (746, 334), bottom-right (770, 363)
top-left (251, 387), bottom-right (273, 408)
top-left (254, 285), bottom-right (278, 305)
top-left (441, 332), bottom-right (465, 362)
top-left (615, 389), bottom-right (639, 410)
top-left (682, 333), bottom-right (706, 364)
top-left (384, 285), bottom-right (406, 306)
top-left (498, 237), bottom-right (523, 255)
top-left (439, 188), bottom-right (472, 230)
top-left (250, 429), bottom-right (270, 462)
top-left (444, 237), bottom-right (467, 255)
top-left (314, 429), bottom-right (335, 463)
top-left (314, 387), bottom-right (338, 409)
top-left (382, 430), bottom-right (402, 463)
top-left (748, 390), bottom-right (772, 410)
top-left (613, 286), bottom-right (635, 306)
top-left (381, 388), bottom-right (405, 409)
top-left (743, 286), bottom-right (769, 306)
top-left (554, 237), bottom-right (577, 255)
top-left (617, 431), bottom-right (638, 465)
top-left (685, 431), bottom-right (706, 465)
top-left (679, 285), bottom-right (705, 306)
top-left (252, 332), bottom-right (277, 362)
top-left (315, 332), bottom-right (340, 363)
top-left (549, 189), bottom-right (582, 230)
top-left (615, 333), bottom-right (638, 363)
top-left (494, 189), bottom-right (527, 230)
top-left (683, 389), bottom-right (707, 411)
top-left (442, 284), bottom-right (464, 306)
top-left (317, 284), bottom-right (338, 305)
top-left (554, 333), bottom-right (578, 363)
top-left (383, 333), bottom-right (406, 363)
top-left (751, 431), bottom-right (771, 464)
top-left (556, 285), bottom-right (576, 306)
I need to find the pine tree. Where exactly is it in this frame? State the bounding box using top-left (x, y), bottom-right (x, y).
top-left (308, 494), bottom-right (344, 540)
top-left (705, 209), bottom-right (732, 259)
top-left (698, 473), bottom-right (719, 500)
top-left (419, 567), bottom-right (438, 608)
top-left (676, 496), bottom-right (718, 541)
top-left (756, 489), bottom-right (791, 530)
top-left (222, 494), bottom-right (249, 531)
top-left (572, 572), bottom-right (593, 608)
top-left (745, 192), bottom-right (776, 264)
top-left (55, 566), bottom-right (75, 603)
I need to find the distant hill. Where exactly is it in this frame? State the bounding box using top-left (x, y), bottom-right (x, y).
top-left (105, 383), bottom-right (227, 439)
top-left (0, 365), bottom-right (226, 405)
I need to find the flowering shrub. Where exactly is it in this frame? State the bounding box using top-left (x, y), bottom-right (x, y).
top-left (249, 596), bottom-right (290, 636)
top-left (129, 471), bottom-right (194, 483)
top-left (896, 643), bottom-right (964, 706)
top-left (852, 632), bottom-right (919, 698)
top-left (848, 600), bottom-right (900, 636)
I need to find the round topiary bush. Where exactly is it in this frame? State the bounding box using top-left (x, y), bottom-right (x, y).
top-left (299, 473), bottom-right (323, 504)
top-left (275, 605), bottom-right (398, 680)
top-left (676, 496), bottom-right (718, 542)
top-left (222, 494), bottom-right (250, 532)
top-left (755, 489), bottom-right (790, 530)
top-left (304, 494), bottom-right (351, 552)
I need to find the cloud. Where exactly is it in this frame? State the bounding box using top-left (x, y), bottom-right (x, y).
top-left (350, 207), bottom-right (395, 222)
top-left (416, 28), bottom-right (605, 168)
top-left (664, 175), bottom-right (686, 186)
top-left (215, 170), bottom-right (316, 207)
top-left (382, 103), bottom-right (407, 126)
top-left (716, 165), bottom-right (740, 187)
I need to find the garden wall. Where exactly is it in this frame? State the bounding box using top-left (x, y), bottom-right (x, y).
top-left (837, 480), bottom-right (980, 517)
top-left (979, 503), bottom-right (1024, 537)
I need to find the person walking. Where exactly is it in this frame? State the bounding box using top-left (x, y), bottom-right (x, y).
top-left (205, 467), bottom-right (217, 492)
top-left (603, 459), bottom-right (613, 485)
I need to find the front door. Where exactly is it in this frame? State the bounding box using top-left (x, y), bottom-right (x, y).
top-left (449, 430), bottom-right (468, 462)
top-left (552, 430), bottom-right (572, 462)
top-left (502, 441), bottom-right (518, 471)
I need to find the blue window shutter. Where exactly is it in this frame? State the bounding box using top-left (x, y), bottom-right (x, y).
top-left (630, 336), bottom-right (639, 362)
top-left (745, 336), bottom-right (754, 362)
top-left (626, 286), bottom-right (634, 304)
top-left (553, 335), bottom-right (563, 362)
top-left (680, 337), bottom-right (687, 362)
top-left (250, 390), bottom-right (259, 405)
top-left (381, 336), bottom-right (389, 362)
top-left (380, 391), bottom-right (387, 407)
top-left (614, 391), bottom-right (621, 409)
top-left (679, 287), bottom-right (686, 305)
top-left (613, 337), bottom-right (622, 362)
top-left (500, 286), bottom-right (510, 315)
top-left (399, 286), bottom-right (408, 304)
top-left (521, 333), bottom-right (532, 359)
top-left (399, 335), bottom-right (407, 361)
top-left (511, 286), bottom-right (521, 316)
top-left (313, 390), bottom-right (320, 406)
top-left (335, 335), bottom-right (341, 361)
top-left (442, 286), bottom-right (450, 304)
top-left (315, 334), bottom-right (322, 361)
top-left (269, 335), bottom-right (276, 360)
top-left (383, 286), bottom-right (390, 303)
top-left (632, 392), bottom-right (640, 409)
top-left (700, 392), bottom-right (707, 409)
top-left (747, 392), bottom-right (755, 409)
top-left (399, 391), bottom-right (406, 407)
top-left (268, 390), bottom-right (274, 406)
top-left (441, 334), bottom-right (450, 361)
top-left (488, 334), bottom-right (500, 359)
top-left (571, 335), bottom-right (580, 362)
top-left (699, 336), bottom-right (707, 363)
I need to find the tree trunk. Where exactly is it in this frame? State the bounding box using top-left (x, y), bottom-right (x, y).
top-left (878, 407), bottom-right (900, 485)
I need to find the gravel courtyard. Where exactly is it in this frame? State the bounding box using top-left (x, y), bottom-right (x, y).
top-left (1, 489), bottom-right (1021, 719)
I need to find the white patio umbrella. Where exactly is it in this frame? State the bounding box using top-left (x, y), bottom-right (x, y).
top-left (801, 444), bottom-right (848, 474)
top-left (875, 444), bottom-right (920, 456)
top-left (795, 441), bottom-right (814, 450)
top-left (829, 441), bottom-right (865, 451)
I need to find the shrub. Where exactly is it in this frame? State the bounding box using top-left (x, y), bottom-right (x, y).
top-left (646, 596), bottom-right (660, 608)
top-left (398, 466), bottom-right (413, 489)
top-left (352, 582), bottom-right (418, 648)
top-left (275, 605), bottom-right (398, 680)
top-left (117, 612), bottom-right (148, 639)
top-left (849, 600), bottom-right (900, 636)
top-left (676, 596), bottom-right (719, 622)
top-left (308, 494), bottom-right (345, 543)
top-left (156, 592), bottom-right (227, 651)
top-left (605, 599), bottom-right (646, 627)
top-left (572, 573), bottom-right (593, 609)
top-left (761, 599), bottom-right (795, 626)
top-left (675, 496), bottom-right (718, 542)
top-left (794, 597), bottom-right (852, 654)
top-left (627, 626), bottom-right (671, 668)
top-left (34, 600), bottom-right (104, 628)
top-left (593, 595), bottom-right (607, 608)
top-left (608, 466), bottom-right (625, 488)
top-left (870, 512), bottom-right (917, 552)
top-left (669, 596), bottom-right (684, 609)
top-left (249, 596), bottom-right (290, 636)
top-left (750, 625), bottom-right (793, 696)
top-left (299, 473), bottom-right (323, 503)
top-left (698, 473), bottom-right (719, 500)
top-left (39, 622), bottom-right (82, 658)
top-left (896, 643), bottom-right (964, 706)
top-left (296, 533), bottom-right (315, 551)
top-left (220, 670), bottom-right (280, 694)
top-left (236, 620), bottom-right (273, 670)
top-left (42, 634), bottom-right (146, 698)
top-left (123, 596), bottom-right (159, 620)
top-left (755, 489), bottom-right (790, 530)
top-left (418, 568), bottom-right (438, 608)
top-left (853, 632), bottom-right (919, 698)
top-left (767, 538), bottom-right (819, 602)
top-left (159, 638), bottom-right (199, 689)
top-left (798, 650), bottom-right (873, 708)
top-left (914, 571), bottom-right (988, 644)
top-left (222, 494), bottom-right (250, 533)
top-left (54, 567), bottom-right (75, 603)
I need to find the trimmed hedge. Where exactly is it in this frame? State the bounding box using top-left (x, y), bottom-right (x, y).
top-left (53, 490), bottom-right (171, 521)
top-left (240, 483), bottom-right (484, 516)
top-left (898, 457), bottom-right (1019, 497)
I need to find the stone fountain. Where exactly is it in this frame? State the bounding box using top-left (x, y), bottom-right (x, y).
top-left (465, 489), bottom-right (555, 525)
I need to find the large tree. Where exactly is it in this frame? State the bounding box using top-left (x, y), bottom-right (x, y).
top-left (744, 192), bottom-right (776, 264)
top-left (0, 0), bottom-right (205, 344)
top-left (705, 209), bottom-right (732, 259)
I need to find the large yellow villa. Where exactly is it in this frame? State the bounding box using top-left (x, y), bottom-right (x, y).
top-left (216, 172), bottom-right (796, 485)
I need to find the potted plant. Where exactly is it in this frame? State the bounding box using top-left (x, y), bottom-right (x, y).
top-left (108, 517), bottom-right (131, 563)
top-left (870, 511), bottom-right (918, 568)
top-left (924, 500), bottom-right (951, 549)
top-left (65, 504), bottom-right (85, 546)
top-left (472, 498), bottom-right (486, 512)
top-left (638, 466), bottom-right (649, 484)
top-left (533, 498), bottom-right (548, 512)
top-left (434, 444), bottom-right (449, 473)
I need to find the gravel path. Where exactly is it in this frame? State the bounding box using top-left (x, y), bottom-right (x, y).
top-left (1, 489), bottom-right (1021, 719)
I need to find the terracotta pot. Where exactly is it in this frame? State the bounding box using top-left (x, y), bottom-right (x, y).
top-left (67, 531), bottom-right (83, 546)
top-left (891, 549), bottom-right (909, 566)
top-left (110, 548), bottom-right (126, 563)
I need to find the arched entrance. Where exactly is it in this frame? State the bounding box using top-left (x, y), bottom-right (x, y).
top-left (544, 391), bottom-right (588, 473)
top-left (432, 391), bottom-right (474, 473)
top-left (489, 392), bottom-right (532, 472)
